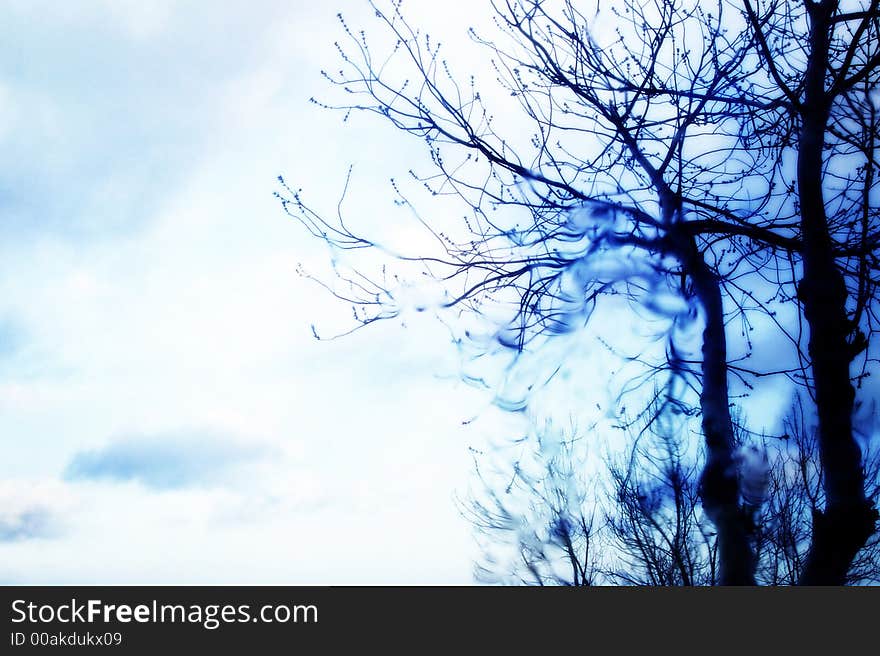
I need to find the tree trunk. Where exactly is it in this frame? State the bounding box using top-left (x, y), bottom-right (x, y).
top-left (678, 231), bottom-right (756, 585)
top-left (796, 2), bottom-right (878, 585)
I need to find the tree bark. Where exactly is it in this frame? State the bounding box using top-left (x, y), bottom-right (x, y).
top-left (675, 229), bottom-right (756, 585)
top-left (796, 1), bottom-right (878, 585)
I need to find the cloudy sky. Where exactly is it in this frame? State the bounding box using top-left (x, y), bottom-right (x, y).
top-left (0, 0), bottom-right (531, 584)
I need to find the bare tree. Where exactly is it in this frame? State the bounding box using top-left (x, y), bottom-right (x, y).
top-left (755, 398), bottom-right (880, 585)
top-left (463, 423), bottom-right (600, 585)
top-left (462, 410), bottom-right (720, 586)
top-left (604, 414), bottom-right (719, 586)
top-left (729, 0), bottom-right (880, 585)
top-left (280, 0), bottom-right (879, 583)
top-left (468, 401), bottom-right (879, 586)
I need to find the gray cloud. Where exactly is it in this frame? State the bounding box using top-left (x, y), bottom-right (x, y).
top-left (0, 506), bottom-right (57, 542)
top-left (63, 431), bottom-right (273, 490)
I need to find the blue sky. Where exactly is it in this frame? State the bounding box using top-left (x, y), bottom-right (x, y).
top-left (0, 0), bottom-right (816, 584)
